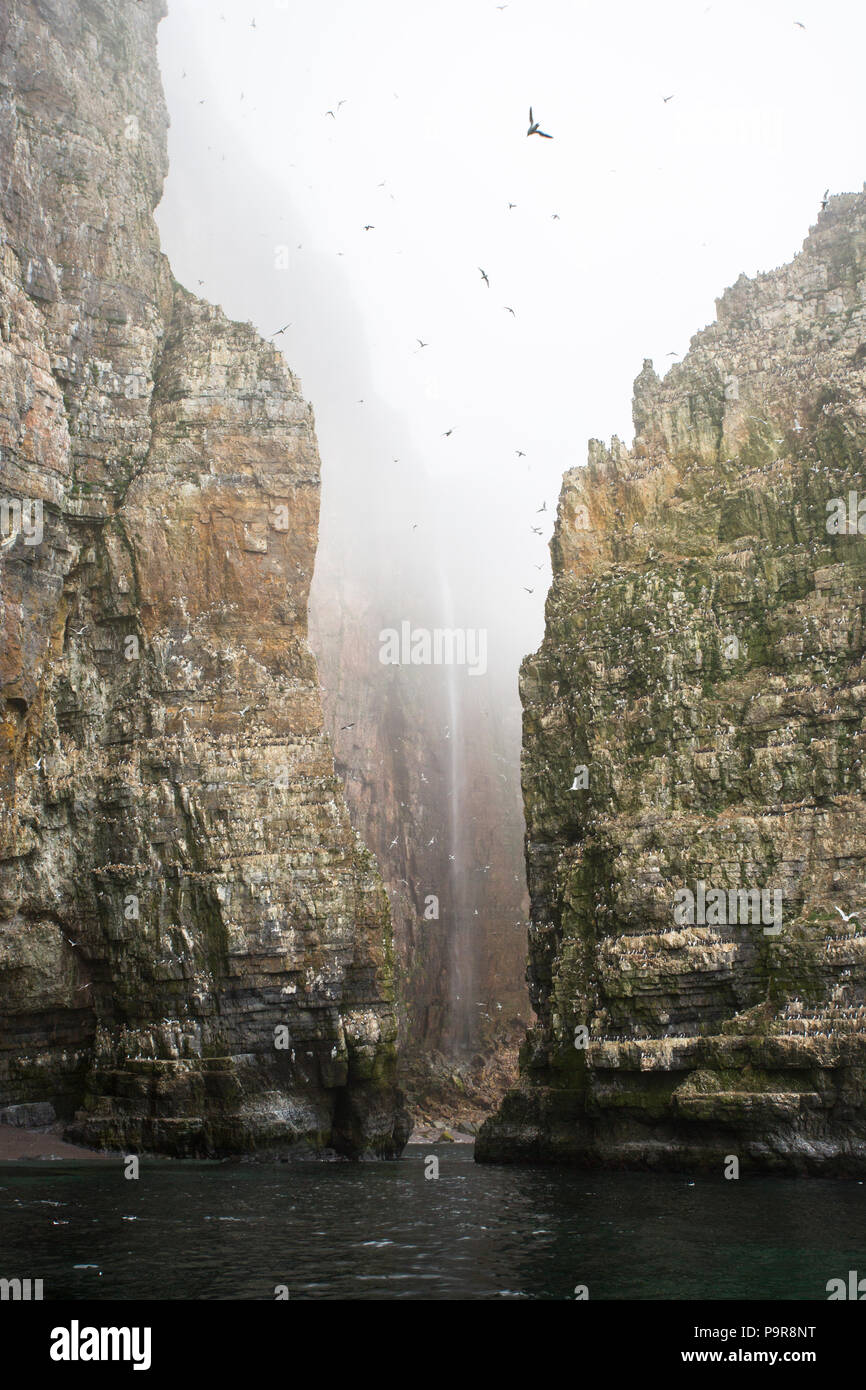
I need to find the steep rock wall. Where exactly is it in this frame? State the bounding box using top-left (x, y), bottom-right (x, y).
top-left (0, 0), bottom-right (406, 1157)
top-left (479, 192), bottom-right (866, 1173)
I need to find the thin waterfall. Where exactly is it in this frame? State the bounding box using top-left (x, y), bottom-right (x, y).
top-left (438, 569), bottom-right (475, 1052)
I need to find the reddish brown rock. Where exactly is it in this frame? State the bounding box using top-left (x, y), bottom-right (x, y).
top-left (0, 0), bottom-right (406, 1157)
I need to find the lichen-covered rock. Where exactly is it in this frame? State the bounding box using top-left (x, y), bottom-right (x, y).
top-left (478, 191), bottom-right (866, 1174)
top-left (0, 0), bottom-right (407, 1157)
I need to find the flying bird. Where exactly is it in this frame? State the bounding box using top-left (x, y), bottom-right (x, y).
top-left (515, 449), bottom-right (525, 457)
top-left (416, 338), bottom-right (429, 348)
top-left (479, 267), bottom-right (490, 287)
top-left (507, 202), bottom-right (517, 210)
top-left (363, 224), bottom-right (375, 230)
top-left (527, 107), bottom-right (552, 138)
top-left (269, 323), bottom-right (292, 338)
top-left (442, 428), bottom-right (455, 437)
top-left (523, 587), bottom-right (534, 594)
top-left (504, 305), bottom-right (516, 315)
top-left (834, 906), bottom-right (860, 924)
top-left (663, 94), bottom-right (675, 103)
top-left (341, 723), bottom-right (355, 730)
top-left (531, 526), bottom-right (543, 535)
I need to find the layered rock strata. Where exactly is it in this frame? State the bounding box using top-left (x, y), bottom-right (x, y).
top-left (479, 192), bottom-right (866, 1172)
top-left (0, 0), bottom-right (406, 1157)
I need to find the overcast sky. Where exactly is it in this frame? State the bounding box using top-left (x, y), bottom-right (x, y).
top-left (154, 0), bottom-right (866, 665)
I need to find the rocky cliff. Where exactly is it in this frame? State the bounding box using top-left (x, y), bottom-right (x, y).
top-left (0, 0), bottom-right (407, 1157)
top-left (479, 191), bottom-right (866, 1173)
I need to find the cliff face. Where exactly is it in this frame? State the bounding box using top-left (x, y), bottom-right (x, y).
top-left (479, 192), bottom-right (866, 1173)
top-left (0, 0), bottom-right (407, 1156)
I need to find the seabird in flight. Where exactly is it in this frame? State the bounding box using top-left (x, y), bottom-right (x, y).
top-left (835, 906), bottom-right (860, 924)
top-left (527, 107), bottom-right (552, 138)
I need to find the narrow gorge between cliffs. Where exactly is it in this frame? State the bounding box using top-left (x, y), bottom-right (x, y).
top-left (3, 0), bottom-right (866, 1322)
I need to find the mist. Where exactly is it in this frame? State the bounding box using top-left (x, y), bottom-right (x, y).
top-left (154, 0), bottom-right (866, 673)
top-left (152, 0), bottom-right (866, 1061)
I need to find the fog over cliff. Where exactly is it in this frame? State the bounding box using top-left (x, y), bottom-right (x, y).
top-left (155, 0), bottom-right (866, 624)
top-left (152, 0), bottom-right (866, 1078)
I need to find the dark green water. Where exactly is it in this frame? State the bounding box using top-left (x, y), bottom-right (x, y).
top-left (1, 1144), bottom-right (864, 1300)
